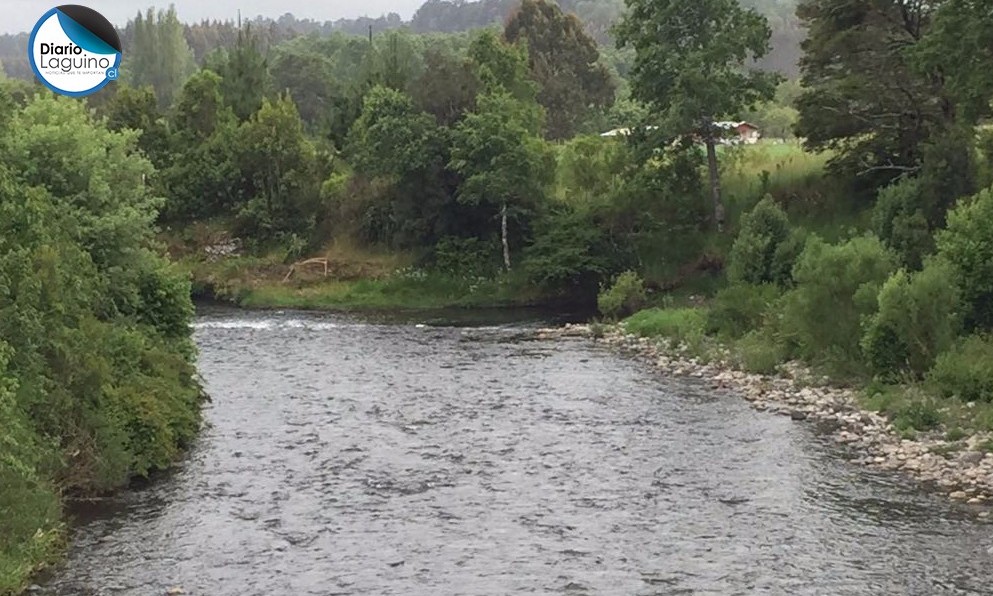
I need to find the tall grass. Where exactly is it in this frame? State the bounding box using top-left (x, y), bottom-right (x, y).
top-left (624, 308), bottom-right (707, 343)
top-left (722, 141), bottom-right (833, 216)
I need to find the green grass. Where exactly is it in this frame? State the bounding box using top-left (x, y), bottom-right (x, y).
top-left (623, 307), bottom-right (707, 343)
top-left (733, 329), bottom-right (786, 374)
top-left (238, 273), bottom-right (545, 311)
top-left (722, 141), bottom-right (870, 240)
top-left (860, 382), bottom-right (993, 435)
top-left (0, 518), bottom-right (62, 595)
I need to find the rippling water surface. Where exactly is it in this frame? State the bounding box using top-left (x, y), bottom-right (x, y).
top-left (42, 308), bottom-right (993, 595)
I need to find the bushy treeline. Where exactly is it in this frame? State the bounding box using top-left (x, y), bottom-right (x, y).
top-left (81, 0), bottom-right (717, 307)
top-left (704, 187), bottom-right (993, 406)
top-left (593, 0), bottom-right (993, 435)
top-left (0, 88), bottom-right (202, 592)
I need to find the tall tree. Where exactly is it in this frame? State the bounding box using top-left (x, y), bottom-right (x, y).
top-left (504, 0), bottom-right (616, 139)
top-left (794, 0), bottom-right (952, 186)
top-left (271, 41), bottom-right (334, 131)
top-left (915, 0), bottom-right (993, 126)
top-left (616, 0), bottom-right (778, 231)
top-left (125, 6), bottom-right (196, 108)
top-left (101, 84), bottom-right (170, 165)
top-left (450, 90), bottom-right (553, 270)
top-left (234, 95), bottom-right (322, 241)
top-left (346, 86), bottom-right (459, 247)
top-left (468, 30), bottom-right (537, 103)
top-left (410, 47), bottom-right (480, 126)
top-left (163, 70), bottom-right (241, 220)
top-left (206, 24), bottom-right (272, 121)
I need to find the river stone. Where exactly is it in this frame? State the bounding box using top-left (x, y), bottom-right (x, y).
top-left (950, 491), bottom-right (968, 500)
top-left (960, 451), bottom-right (985, 465)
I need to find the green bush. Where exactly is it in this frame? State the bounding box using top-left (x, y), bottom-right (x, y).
top-left (523, 207), bottom-right (618, 297)
top-left (0, 345), bottom-right (62, 594)
top-left (893, 400), bottom-right (943, 432)
top-left (555, 134), bottom-right (631, 204)
top-left (433, 236), bottom-right (499, 279)
top-left (872, 178), bottom-right (934, 270)
top-left (597, 271), bottom-right (647, 319)
top-left (728, 196), bottom-right (799, 287)
top-left (705, 283), bottom-right (780, 339)
top-left (936, 187), bottom-right (993, 330)
top-left (778, 235), bottom-right (897, 370)
top-left (734, 329), bottom-right (786, 374)
top-left (861, 259), bottom-right (962, 379)
top-left (623, 308), bottom-right (706, 344)
top-left (0, 94), bottom-right (203, 590)
top-left (929, 335), bottom-right (993, 403)
top-left (874, 130), bottom-right (975, 269)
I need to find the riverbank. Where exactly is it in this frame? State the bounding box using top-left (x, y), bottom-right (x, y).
top-left (174, 236), bottom-right (559, 312)
top-left (538, 323), bottom-right (993, 510)
top-left (191, 267), bottom-right (553, 311)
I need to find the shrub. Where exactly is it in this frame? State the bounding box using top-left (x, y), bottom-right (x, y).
top-left (929, 335), bottom-right (993, 403)
top-left (936, 187), bottom-right (993, 330)
top-left (861, 259), bottom-right (962, 379)
top-left (778, 235), bottom-right (897, 369)
top-left (433, 236), bottom-right (499, 279)
top-left (597, 271), bottom-right (647, 319)
top-left (555, 135), bottom-right (631, 204)
top-left (623, 308), bottom-right (706, 343)
top-left (727, 196), bottom-right (797, 286)
top-left (705, 283), bottom-right (780, 339)
top-left (872, 178), bottom-right (934, 270)
top-left (874, 130), bottom-right (976, 269)
top-left (0, 346), bottom-right (62, 594)
top-left (734, 329), bottom-right (786, 374)
top-left (893, 400), bottom-right (943, 432)
top-left (523, 207), bottom-right (618, 297)
top-left (770, 228), bottom-right (807, 288)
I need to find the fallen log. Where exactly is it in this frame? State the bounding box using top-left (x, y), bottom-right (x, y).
top-left (282, 258), bottom-right (329, 282)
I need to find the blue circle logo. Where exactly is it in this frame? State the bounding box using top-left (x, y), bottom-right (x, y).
top-left (28, 5), bottom-right (122, 97)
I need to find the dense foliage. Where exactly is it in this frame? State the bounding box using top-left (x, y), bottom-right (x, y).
top-left (0, 90), bottom-right (202, 592)
top-left (4, 0), bottom-right (993, 587)
top-left (616, 0), bottom-right (779, 229)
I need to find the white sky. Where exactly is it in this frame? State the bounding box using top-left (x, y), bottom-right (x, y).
top-left (3, 1), bottom-right (427, 34)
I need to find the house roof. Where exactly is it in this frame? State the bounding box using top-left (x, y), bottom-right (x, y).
top-left (715, 121), bottom-right (759, 131)
top-left (599, 125), bottom-right (659, 137)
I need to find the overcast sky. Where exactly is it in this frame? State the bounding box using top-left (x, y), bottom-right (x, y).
top-left (4, 1), bottom-right (427, 34)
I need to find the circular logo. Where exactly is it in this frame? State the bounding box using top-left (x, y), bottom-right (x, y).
top-left (28, 5), bottom-right (122, 97)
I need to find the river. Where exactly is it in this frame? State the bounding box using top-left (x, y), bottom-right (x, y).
top-left (40, 308), bottom-right (992, 595)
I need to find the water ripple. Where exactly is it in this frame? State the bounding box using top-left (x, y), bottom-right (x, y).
top-left (43, 308), bottom-right (993, 596)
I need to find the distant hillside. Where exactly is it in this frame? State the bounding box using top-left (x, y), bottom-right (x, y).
top-left (410, 0), bottom-right (802, 75)
top-left (0, 0), bottom-right (802, 80)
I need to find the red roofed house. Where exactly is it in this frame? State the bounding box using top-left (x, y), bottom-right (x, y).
top-left (715, 121), bottom-right (761, 145)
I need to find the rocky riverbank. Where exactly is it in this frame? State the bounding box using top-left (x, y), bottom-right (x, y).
top-left (537, 323), bottom-right (993, 513)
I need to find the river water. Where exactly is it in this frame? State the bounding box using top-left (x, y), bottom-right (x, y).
top-left (41, 308), bottom-right (992, 595)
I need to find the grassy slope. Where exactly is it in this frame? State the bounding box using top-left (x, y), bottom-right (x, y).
top-left (175, 234), bottom-right (548, 311)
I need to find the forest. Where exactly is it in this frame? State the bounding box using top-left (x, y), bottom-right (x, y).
top-left (3, 0), bottom-right (993, 592)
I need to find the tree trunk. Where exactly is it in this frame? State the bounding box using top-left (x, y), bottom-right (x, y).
top-left (705, 138), bottom-right (726, 232)
top-left (501, 201), bottom-right (511, 271)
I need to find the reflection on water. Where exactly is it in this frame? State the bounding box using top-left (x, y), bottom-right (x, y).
top-left (43, 308), bottom-right (992, 596)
